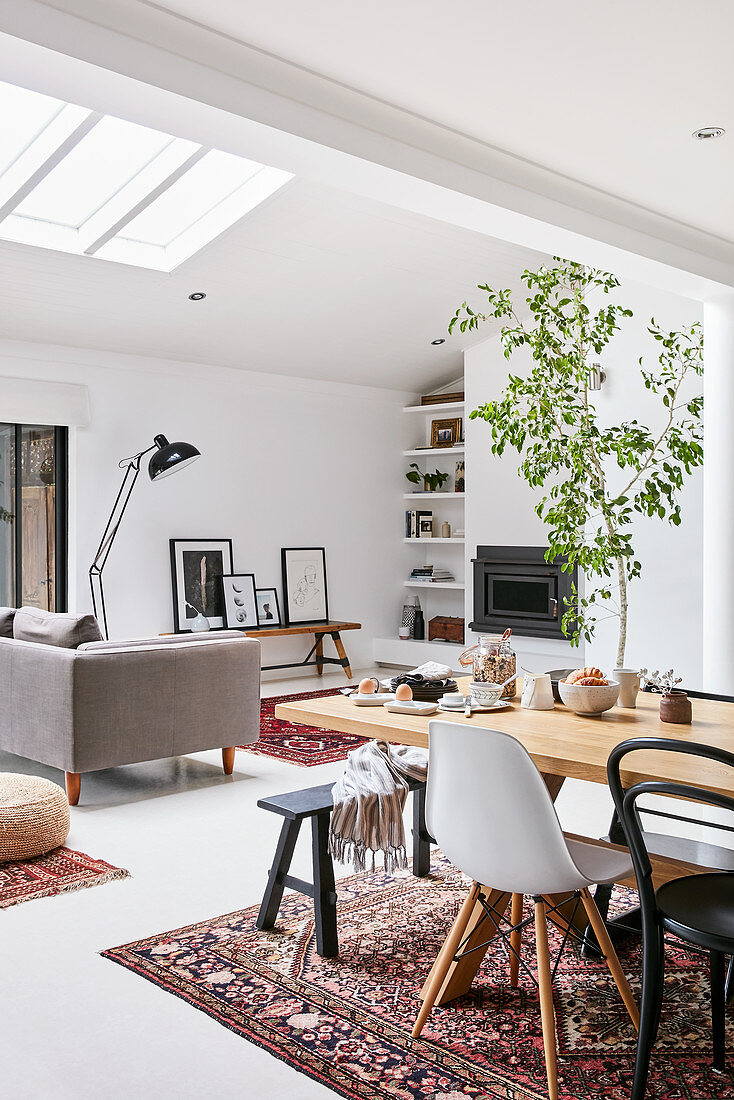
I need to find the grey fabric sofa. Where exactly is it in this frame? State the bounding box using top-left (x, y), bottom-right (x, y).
top-left (0, 623), bottom-right (261, 804)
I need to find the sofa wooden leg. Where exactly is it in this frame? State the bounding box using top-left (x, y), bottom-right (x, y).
top-left (222, 747), bottom-right (235, 775)
top-left (65, 772), bottom-right (81, 806)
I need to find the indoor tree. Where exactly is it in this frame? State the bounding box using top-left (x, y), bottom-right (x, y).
top-left (450, 258), bottom-right (703, 665)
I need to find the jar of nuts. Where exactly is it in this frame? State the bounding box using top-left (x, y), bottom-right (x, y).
top-left (473, 633), bottom-right (517, 698)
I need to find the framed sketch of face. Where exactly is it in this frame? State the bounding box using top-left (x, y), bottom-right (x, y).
top-left (170, 538), bottom-right (233, 631)
top-left (256, 587), bottom-right (282, 626)
top-left (281, 547), bottom-right (328, 625)
top-left (221, 573), bottom-right (258, 629)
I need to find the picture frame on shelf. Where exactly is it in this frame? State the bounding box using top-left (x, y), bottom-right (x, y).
top-left (170, 538), bottom-right (233, 632)
top-left (430, 417), bottom-right (462, 447)
top-left (281, 547), bottom-right (328, 624)
top-left (256, 587), bottom-right (282, 626)
top-left (455, 460), bottom-right (465, 493)
top-left (221, 573), bottom-right (258, 629)
top-left (418, 515), bottom-right (433, 538)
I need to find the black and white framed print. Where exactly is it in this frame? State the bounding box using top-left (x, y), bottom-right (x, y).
top-left (256, 587), bottom-right (282, 627)
top-left (222, 573), bottom-right (258, 629)
top-left (170, 538), bottom-right (233, 632)
top-left (281, 547), bottom-right (328, 625)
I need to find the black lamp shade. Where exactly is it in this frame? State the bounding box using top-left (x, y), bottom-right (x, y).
top-left (148, 434), bottom-right (200, 481)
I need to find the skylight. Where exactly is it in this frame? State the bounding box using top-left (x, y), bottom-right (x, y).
top-left (0, 80), bottom-right (293, 272)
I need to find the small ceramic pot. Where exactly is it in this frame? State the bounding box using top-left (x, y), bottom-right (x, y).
top-left (659, 690), bottom-right (692, 724)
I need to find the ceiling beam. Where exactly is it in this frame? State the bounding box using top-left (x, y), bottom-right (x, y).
top-left (1, 2), bottom-right (733, 295)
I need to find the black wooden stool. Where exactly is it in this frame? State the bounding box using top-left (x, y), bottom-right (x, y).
top-left (256, 779), bottom-right (431, 957)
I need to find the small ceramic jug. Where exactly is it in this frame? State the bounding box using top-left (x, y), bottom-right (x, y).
top-left (521, 672), bottom-right (555, 710)
top-left (613, 668), bottom-right (640, 708)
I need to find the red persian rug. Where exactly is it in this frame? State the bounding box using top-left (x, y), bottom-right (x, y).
top-left (238, 689), bottom-right (368, 766)
top-left (1, 846), bottom-right (129, 909)
top-left (102, 855), bottom-right (732, 1100)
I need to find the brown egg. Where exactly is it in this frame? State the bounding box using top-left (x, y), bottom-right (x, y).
top-left (358, 677), bottom-right (376, 694)
top-left (395, 683), bottom-right (413, 702)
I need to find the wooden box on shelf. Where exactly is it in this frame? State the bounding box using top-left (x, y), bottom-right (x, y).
top-left (428, 615), bottom-right (465, 644)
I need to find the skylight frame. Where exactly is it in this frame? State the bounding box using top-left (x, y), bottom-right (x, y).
top-left (0, 80), bottom-right (294, 272)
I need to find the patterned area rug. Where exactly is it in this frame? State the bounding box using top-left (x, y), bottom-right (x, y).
top-left (1, 846), bottom-right (129, 909)
top-left (239, 689), bottom-right (368, 766)
top-left (102, 855), bottom-right (732, 1099)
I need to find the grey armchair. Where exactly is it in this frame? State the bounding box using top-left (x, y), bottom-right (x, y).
top-left (0, 629), bottom-right (261, 804)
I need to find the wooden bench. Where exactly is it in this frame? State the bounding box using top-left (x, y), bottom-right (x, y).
top-left (256, 779), bottom-right (432, 957)
top-left (239, 619), bottom-right (360, 678)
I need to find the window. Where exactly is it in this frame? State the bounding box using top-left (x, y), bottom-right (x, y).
top-left (0, 425), bottom-right (67, 611)
top-left (0, 80), bottom-right (293, 271)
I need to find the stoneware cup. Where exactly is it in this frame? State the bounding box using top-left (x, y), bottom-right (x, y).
top-left (613, 668), bottom-right (640, 708)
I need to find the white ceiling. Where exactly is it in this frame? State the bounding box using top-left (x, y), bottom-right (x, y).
top-left (147, 0), bottom-right (734, 244)
top-left (0, 177), bottom-right (548, 390)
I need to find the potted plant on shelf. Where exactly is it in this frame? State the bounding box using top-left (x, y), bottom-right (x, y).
top-left (640, 668), bottom-right (691, 724)
top-left (449, 257), bottom-right (703, 667)
top-left (406, 463), bottom-right (449, 492)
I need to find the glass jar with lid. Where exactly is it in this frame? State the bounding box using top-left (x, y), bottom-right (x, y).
top-left (472, 633), bottom-right (517, 698)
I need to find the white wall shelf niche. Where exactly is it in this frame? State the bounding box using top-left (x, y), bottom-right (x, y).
top-left (403, 446), bottom-right (465, 457)
top-left (403, 400), bottom-right (464, 415)
top-left (404, 580), bottom-right (465, 590)
top-left (404, 491), bottom-right (465, 500)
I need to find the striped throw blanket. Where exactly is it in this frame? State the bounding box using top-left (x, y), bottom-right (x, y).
top-left (329, 739), bottom-right (428, 873)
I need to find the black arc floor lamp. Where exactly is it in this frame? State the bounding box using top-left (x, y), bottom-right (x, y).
top-left (89, 434), bottom-right (200, 639)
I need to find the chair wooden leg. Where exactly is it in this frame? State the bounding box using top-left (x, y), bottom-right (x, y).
top-left (412, 882), bottom-right (480, 1038)
top-left (580, 889), bottom-right (639, 1029)
top-left (222, 747), bottom-right (235, 775)
top-left (510, 892), bottom-right (523, 988)
top-left (65, 771), bottom-right (80, 806)
top-left (534, 899), bottom-right (559, 1100)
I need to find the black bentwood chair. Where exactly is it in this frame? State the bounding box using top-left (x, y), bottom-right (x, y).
top-left (607, 738), bottom-right (734, 1099)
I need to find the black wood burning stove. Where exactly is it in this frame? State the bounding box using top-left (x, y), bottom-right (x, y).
top-left (471, 545), bottom-right (577, 639)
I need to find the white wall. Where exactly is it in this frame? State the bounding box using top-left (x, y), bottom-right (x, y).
top-left (463, 279), bottom-right (703, 686)
top-left (0, 338), bottom-right (410, 674)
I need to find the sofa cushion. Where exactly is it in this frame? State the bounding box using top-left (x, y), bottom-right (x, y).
top-left (13, 606), bottom-right (103, 649)
top-left (0, 607), bottom-right (15, 638)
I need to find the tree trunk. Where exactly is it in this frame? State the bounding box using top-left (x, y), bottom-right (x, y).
top-left (616, 556), bottom-right (628, 667)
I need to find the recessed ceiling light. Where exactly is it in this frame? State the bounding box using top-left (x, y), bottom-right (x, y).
top-left (431, 338), bottom-right (445, 345)
top-left (693, 126), bottom-right (725, 140)
top-left (188, 291), bottom-right (206, 301)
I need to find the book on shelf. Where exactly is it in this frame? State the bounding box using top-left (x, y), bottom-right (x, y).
top-left (404, 509), bottom-right (433, 538)
top-left (409, 566), bottom-right (455, 583)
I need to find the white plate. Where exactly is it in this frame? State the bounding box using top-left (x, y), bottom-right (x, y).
top-left (384, 701), bottom-right (438, 715)
top-left (351, 693), bottom-right (396, 706)
top-left (438, 700), bottom-right (512, 714)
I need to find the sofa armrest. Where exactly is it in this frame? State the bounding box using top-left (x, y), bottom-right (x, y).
top-left (0, 637), bottom-right (76, 771)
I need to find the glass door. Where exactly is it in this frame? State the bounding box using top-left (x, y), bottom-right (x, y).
top-left (0, 423), bottom-right (67, 611)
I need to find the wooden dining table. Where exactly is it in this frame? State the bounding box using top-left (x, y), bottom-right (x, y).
top-left (275, 679), bottom-right (734, 1005)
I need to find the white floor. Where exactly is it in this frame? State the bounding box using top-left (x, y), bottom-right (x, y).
top-left (0, 667), bottom-right (613, 1100)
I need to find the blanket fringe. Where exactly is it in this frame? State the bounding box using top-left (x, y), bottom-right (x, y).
top-left (328, 834), bottom-right (408, 874)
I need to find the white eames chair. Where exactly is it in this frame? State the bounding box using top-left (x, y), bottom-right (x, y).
top-left (413, 721), bottom-right (639, 1100)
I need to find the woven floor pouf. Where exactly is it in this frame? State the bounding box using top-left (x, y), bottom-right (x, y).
top-left (0, 774), bottom-right (70, 863)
